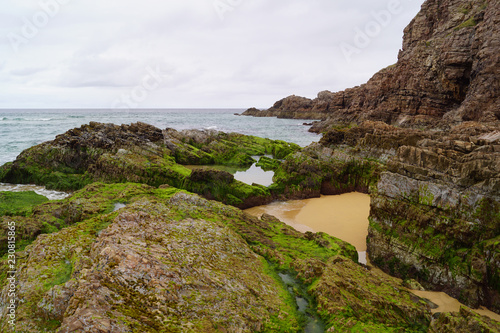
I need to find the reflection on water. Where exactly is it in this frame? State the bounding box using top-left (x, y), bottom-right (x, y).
top-left (185, 162), bottom-right (275, 187)
top-left (234, 164), bottom-right (274, 187)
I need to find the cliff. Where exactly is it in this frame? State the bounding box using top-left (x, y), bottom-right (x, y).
top-left (242, 0), bottom-right (500, 129)
top-left (240, 0), bottom-right (500, 316)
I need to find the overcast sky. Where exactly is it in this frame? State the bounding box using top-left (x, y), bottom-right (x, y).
top-left (0, 0), bottom-right (425, 109)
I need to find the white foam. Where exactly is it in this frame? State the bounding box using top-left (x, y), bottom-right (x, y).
top-left (0, 183), bottom-right (71, 200)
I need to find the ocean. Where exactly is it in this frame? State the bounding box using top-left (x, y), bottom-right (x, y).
top-left (0, 109), bottom-right (320, 167)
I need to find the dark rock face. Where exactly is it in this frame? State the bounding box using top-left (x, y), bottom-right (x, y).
top-left (243, 0), bottom-right (500, 128)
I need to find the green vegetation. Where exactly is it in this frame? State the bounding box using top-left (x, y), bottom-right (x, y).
top-left (272, 150), bottom-right (382, 197)
top-left (0, 127), bottom-right (302, 208)
top-left (256, 156), bottom-right (282, 171)
top-left (455, 17), bottom-right (477, 30)
top-left (0, 191), bottom-right (48, 216)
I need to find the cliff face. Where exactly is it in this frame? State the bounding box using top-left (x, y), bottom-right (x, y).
top-left (368, 122), bottom-right (500, 312)
top-left (312, 120), bottom-right (500, 312)
top-left (241, 0), bottom-right (500, 316)
top-left (242, 0), bottom-right (500, 128)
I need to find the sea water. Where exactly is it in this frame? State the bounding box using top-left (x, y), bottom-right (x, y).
top-left (0, 109), bottom-right (320, 166)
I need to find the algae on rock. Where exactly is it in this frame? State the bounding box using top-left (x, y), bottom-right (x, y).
top-left (0, 122), bottom-right (301, 209)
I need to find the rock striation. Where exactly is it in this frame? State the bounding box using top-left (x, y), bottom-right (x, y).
top-left (242, 0), bottom-right (500, 128)
top-left (368, 121), bottom-right (500, 312)
top-left (314, 120), bottom-right (499, 313)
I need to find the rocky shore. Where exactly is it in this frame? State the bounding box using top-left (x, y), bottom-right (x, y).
top-left (0, 0), bottom-right (499, 331)
top-left (242, 0), bottom-right (500, 320)
top-left (0, 118), bottom-right (498, 331)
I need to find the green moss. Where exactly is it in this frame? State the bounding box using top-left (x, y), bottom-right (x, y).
top-left (455, 17), bottom-right (477, 30)
top-left (256, 156), bottom-right (282, 171)
top-left (273, 151), bottom-right (381, 197)
top-left (0, 191), bottom-right (48, 216)
top-left (43, 260), bottom-right (73, 290)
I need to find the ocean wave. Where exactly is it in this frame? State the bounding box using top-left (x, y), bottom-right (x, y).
top-left (0, 183), bottom-right (70, 200)
top-left (8, 117), bottom-right (53, 122)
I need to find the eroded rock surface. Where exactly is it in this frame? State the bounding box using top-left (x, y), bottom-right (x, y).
top-left (368, 122), bottom-right (500, 312)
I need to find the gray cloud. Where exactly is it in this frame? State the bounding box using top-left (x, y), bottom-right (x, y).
top-left (0, 0), bottom-right (425, 108)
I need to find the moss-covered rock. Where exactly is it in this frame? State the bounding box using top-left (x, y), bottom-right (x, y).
top-left (0, 183), bottom-right (358, 332)
top-left (367, 122), bottom-right (500, 313)
top-left (0, 191), bottom-right (48, 217)
top-left (256, 156), bottom-right (282, 171)
top-left (303, 256), bottom-right (432, 332)
top-left (429, 307), bottom-right (500, 333)
top-left (0, 123), bottom-right (301, 209)
top-left (271, 143), bottom-right (383, 199)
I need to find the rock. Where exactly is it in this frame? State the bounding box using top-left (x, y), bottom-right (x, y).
top-left (271, 141), bottom-right (383, 199)
top-left (366, 122), bottom-right (500, 312)
top-left (242, 95), bottom-right (325, 120)
top-left (429, 307), bottom-right (500, 333)
top-left (301, 255), bottom-right (432, 332)
top-left (0, 182), bottom-right (359, 332)
top-left (0, 123), bottom-right (302, 209)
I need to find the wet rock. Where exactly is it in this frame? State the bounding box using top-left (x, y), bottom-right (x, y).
top-left (0, 123), bottom-right (302, 209)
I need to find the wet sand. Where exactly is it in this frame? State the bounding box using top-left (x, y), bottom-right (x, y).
top-left (245, 192), bottom-right (370, 251)
top-left (245, 193), bottom-right (500, 322)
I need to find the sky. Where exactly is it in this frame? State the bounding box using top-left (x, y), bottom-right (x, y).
top-left (0, 0), bottom-right (425, 109)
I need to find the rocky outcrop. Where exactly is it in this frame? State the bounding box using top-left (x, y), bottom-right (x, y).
top-left (429, 307), bottom-right (500, 332)
top-left (3, 182), bottom-right (497, 331)
top-left (241, 0), bottom-right (500, 316)
top-left (310, 120), bottom-right (499, 313)
top-left (0, 182), bottom-right (441, 332)
top-left (243, 0), bottom-right (500, 128)
top-left (368, 121), bottom-right (500, 312)
top-left (0, 122), bottom-right (300, 209)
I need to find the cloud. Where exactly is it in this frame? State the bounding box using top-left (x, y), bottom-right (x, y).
top-left (9, 66), bottom-right (46, 76)
top-left (0, 0), bottom-right (426, 108)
